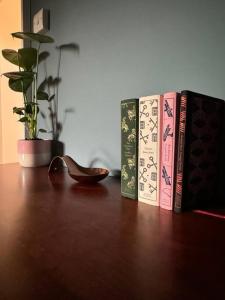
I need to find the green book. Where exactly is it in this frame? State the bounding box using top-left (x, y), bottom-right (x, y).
top-left (121, 99), bottom-right (139, 199)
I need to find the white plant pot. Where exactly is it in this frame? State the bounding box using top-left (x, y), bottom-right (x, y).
top-left (18, 139), bottom-right (52, 167)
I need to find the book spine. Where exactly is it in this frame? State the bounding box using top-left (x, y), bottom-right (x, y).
top-left (138, 95), bottom-right (162, 206)
top-left (160, 92), bottom-right (179, 210)
top-left (174, 94), bottom-right (187, 213)
top-left (157, 97), bottom-right (163, 206)
top-left (121, 99), bottom-right (139, 199)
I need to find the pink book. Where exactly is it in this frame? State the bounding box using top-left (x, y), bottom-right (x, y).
top-left (160, 92), bottom-right (180, 210)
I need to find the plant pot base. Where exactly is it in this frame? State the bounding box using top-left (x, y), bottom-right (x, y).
top-left (18, 152), bottom-right (51, 167)
top-left (18, 139), bottom-right (51, 167)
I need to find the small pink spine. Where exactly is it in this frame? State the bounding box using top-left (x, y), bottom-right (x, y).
top-left (160, 92), bottom-right (178, 210)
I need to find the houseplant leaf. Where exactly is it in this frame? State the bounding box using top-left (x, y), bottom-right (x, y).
top-left (19, 116), bottom-right (28, 122)
top-left (25, 103), bottom-right (33, 114)
top-left (12, 32), bottom-right (54, 43)
top-left (9, 77), bottom-right (33, 92)
top-left (24, 103), bottom-right (39, 114)
top-left (13, 107), bottom-right (24, 115)
top-left (2, 49), bottom-right (19, 66)
top-left (2, 31), bottom-right (56, 144)
top-left (3, 71), bottom-right (34, 80)
top-left (18, 48), bottom-right (37, 70)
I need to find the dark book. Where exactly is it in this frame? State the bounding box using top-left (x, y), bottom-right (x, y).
top-left (121, 99), bottom-right (139, 199)
top-left (174, 90), bottom-right (225, 212)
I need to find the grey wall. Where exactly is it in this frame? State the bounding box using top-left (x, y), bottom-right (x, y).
top-left (27, 0), bottom-right (225, 172)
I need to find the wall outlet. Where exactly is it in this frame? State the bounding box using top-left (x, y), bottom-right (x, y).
top-left (33, 8), bottom-right (49, 34)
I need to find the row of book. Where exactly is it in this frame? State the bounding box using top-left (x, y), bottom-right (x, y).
top-left (121, 90), bottom-right (225, 212)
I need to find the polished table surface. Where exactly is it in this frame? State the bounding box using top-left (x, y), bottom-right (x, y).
top-left (0, 164), bottom-right (225, 300)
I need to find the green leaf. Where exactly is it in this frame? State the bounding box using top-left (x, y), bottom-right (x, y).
top-left (13, 107), bottom-right (24, 115)
top-left (12, 32), bottom-right (54, 43)
top-left (38, 129), bottom-right (47, 133)
top-left (9, 77), bottom-right (33, 92)
top-left (3, 71), bottom-right (34, 80)
top-left (19, 117), bottom-right (28, 122)
top-left (18, 48), bottom-right (37, 70)
top-left (37, 91), bottom-right (48, 100)
top-left (2, 49), bottom-right (19, 66)
top-left (25, 103), bottom-right (33, 114)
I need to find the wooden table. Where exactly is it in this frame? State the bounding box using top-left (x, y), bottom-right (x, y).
top-left (0, 164), bottom-right (225, 300)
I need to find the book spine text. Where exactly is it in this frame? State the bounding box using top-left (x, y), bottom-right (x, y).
top-left (174, 94), bottom-right (187, 212)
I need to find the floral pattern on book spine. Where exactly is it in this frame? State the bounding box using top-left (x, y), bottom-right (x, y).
top-left (121, 100), bottom-right (138, 198)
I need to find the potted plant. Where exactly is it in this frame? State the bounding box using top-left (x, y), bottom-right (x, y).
top-left (1, 32), bottom-right (54, 167)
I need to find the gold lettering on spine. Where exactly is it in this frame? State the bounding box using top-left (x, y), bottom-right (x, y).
top-left (175, 95), bottom-right (187, 211)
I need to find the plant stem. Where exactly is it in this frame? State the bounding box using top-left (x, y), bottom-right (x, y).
top-left (32, 43), bottom-right (41, 139)
top-left (55, 49), bottom-right (61, 139)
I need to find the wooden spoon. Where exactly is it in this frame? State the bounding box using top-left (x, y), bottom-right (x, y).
top-left (48, 155), bottom-right (109, 183)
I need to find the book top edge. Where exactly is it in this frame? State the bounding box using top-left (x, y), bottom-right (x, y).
top-left (121, 99), bottom-right (138, 103)
top-left (121, 91), bottom-right (225, 103)
top-left (181, 90), bottom-right (225, 102)
top-left (139, 94), bottom-right (162, 100)
top-left (163, 91), bottom-right (180, 97)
